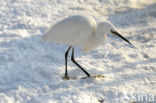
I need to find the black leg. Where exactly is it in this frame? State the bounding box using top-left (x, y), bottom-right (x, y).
top-left (71, 47), bottom-right (90, 77)
top-left (65, 46), bottom-right (72, 78)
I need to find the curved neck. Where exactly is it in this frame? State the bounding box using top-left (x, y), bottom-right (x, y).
top-left (82, 32), bottom-right (105, 52)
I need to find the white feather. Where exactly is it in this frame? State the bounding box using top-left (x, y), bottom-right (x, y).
top-left (42, 15), bottom-right (130, 52)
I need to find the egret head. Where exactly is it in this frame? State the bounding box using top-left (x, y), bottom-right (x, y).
top-left (97, 21), bottom-right (132, 45)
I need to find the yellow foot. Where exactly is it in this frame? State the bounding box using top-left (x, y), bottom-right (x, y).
top-left (81, 75), bottom-right (105, 79)
top-left (62, 75), bottom-right (105, 80)
top-left (62, 76), bottom-right (70, 80)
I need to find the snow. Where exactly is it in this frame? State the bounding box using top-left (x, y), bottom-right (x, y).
top-left (0, 0), bottom-right (156, 103)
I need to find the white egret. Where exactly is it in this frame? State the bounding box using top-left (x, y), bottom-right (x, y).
top-left (42, 15), bottom-right (132, 79)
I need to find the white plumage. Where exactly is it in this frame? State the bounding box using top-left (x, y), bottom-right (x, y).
top-left (43, 15), bottom-right (108, 52)
top-left (42, 15), bottom-right (95, 44)
top-left (42, 15), bottom-right (132, 52)
top-left (42, 15), bottom-right (132, 79)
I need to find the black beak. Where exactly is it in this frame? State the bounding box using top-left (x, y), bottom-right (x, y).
top-left (110, 29), bottom-right (132, 45)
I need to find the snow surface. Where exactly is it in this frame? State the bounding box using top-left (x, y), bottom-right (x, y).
top-left (0, 0), bottom-right (156, 103)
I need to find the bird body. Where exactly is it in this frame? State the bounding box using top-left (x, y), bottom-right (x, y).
top-left (42, 15), bottom-right (108, 52)
top-left (42, 15), bottom-right (132, 79)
